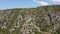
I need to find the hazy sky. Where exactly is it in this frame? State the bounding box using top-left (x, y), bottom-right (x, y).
top-left (0, 0), bottom-right (60, 10)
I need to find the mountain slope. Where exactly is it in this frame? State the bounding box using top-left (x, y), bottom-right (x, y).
top-left (0, 5), bottom-right (60, 34)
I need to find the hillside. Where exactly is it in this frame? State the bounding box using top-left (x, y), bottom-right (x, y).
top-left (0, 5), bottom-right (60, 34)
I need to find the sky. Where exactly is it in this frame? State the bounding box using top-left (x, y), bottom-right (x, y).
top-left (0, 0), bottom-right (60, 10)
